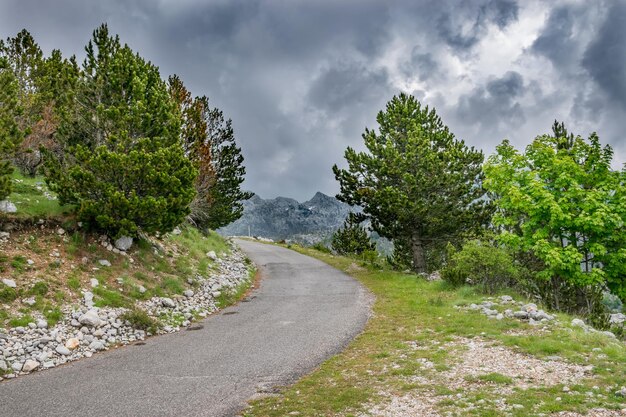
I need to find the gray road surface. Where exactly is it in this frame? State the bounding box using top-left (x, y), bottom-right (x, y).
top-left (0, 239), bottom-right (372, 417)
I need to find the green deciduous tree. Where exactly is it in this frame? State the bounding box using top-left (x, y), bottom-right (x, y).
top-left (484, 122), bottom-right (626, 304)
top-left (44, 24), bottom-right (196, 237)
top-left (333, 93), bottom-right (490, 273)
top-left (331, 213), bottom-right (375, 256)
top-left (0, 57), bottom-right (23, 200)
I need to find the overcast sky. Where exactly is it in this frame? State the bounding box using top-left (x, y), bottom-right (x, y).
top-left (1, 0), bottom-right (624, 201)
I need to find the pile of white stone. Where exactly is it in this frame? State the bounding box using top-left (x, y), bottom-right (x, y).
top-left (466, 295), bottom-right (556, 325)
top-left (464, 295), bottom-right (624, 340)
top-left (0, 246), bottom-right (252, 380)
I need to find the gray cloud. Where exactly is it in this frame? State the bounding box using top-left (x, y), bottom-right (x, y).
top-left (436, 0), bottom-right (519, 51)
top-left (582, 1), bottom-right (626, 110)
top-left (401, 49), bottom-right (440, 82)
top-left (457, 71), bottom-right (526, 130)
top-left (0, 0), bottom-right (624, 199)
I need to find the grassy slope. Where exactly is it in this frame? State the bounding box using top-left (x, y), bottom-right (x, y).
top-left (0, 225), bottom-right (234, 329)
top-left (6, 172), bottom-right (69, 218)
top-left (243, 245), bottom-right (626, 417)
top-left (0, 173), bottom-right (244, 330)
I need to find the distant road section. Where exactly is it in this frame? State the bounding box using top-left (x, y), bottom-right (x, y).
top-left (0, 239), bottom-right (372, 417)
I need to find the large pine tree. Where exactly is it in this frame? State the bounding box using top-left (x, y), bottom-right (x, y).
top-left (168, 75), bottom-right (251, 230)
top-left (44, 24), bottom-right (195, 237)
top-left (333, 93), bottom-right (490, 272)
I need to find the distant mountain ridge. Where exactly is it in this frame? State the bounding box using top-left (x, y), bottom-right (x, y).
top-left (218, 192), bottom-right (352, 244)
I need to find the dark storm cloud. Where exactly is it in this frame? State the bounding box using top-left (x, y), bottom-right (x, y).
top-left (436, 0), bottom-right (518, 51)
top-left (582, 1), bottom-right (626, 110)
top-left (1, 0), bottom-right (624, 198)
top-left (531, 5), bottom-right (577, 68)
top-left (307, 65), bottom-right (390, 113)
top-left (457, 71), bottom-right (526, 129)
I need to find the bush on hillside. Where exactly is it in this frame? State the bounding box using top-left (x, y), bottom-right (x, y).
top-left (441, 240), bottom-right (525, 294)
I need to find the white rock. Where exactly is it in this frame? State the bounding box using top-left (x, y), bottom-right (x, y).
top-left (171, 227), bottom-right (182, 236)
top-left (56, 228), bottom-right (65, 235)
top-left (138, 285), bottom-right (146, 294)
top-left (11, 362), bottom-right (23, 372)
top-left (114, 236), bottom-right (133, 251)
top-left (36, 319), bottom-right (48, 329)
top-left (84, 291), bottom-right (94, 306)
top-left (571, 318), bottom-right (587, 328)
top-left (65, 338), bottom-right (80, 350)
top-left (183, 290), bottom-right (194, 298)
top-left (513, 311), bottom-right (529, 319)
top-left (610, 313), bottom-right (625, 325)
top-left (26, 259), bottom-right (34, 266)
top-left (161, 298), bottom-right (176, 308)
top-left (207, 251), bottom-right (218, 260)
top-left (90, 278), bottom-right (99, 288)
top-left (0, 200), bottom-right (17, 213)
top-left (2, 278), bottom-right (16, 288)
top-left (98, 259), bottom-right (112, 267)
top-left (0, 360), bottom-right (7, 371)
top-left (22, 359), bottom-right (39, 372)
top-left (79, 310), bottom-right (102, 327)
top-left (55, 345), bottom-right (71, 356)
top-left (23, 297), bottom-right (37, 306)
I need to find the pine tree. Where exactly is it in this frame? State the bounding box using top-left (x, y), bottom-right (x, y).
top-left (1, 30), bottom-right (79, 175)
top-left (333, 93), bottom-right (490, 273)
top-left (168, 75), bottom-right (251, 230)
top-left (44, 24), bottom-right (195, 237)
top-left (204, 106), bottom-right (252, 229)
top-left (331, 213), bottom-right (375, 255)
top-left (0, 57), bottom-right (23, 200)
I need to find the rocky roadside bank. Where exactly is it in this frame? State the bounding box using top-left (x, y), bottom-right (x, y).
top-left (0, 246), bottom-right (253, 380)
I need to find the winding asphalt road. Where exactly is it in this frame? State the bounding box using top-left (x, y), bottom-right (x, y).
top-left (0, 240), bottom-right (372, 417)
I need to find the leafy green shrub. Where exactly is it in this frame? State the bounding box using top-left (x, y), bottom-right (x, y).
top-left (484, 122), bottom-right (626, 303)
top-left (441, 240), bottom-right (523, 294)
top-left (121, 309), bottom-right (160, 333)
top-left (331, 213), bottom-right (375, 256)
top-left (0, 285), bottom-right (17, 302)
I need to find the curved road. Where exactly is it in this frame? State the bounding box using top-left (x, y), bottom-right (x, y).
top-left (0, 240), bottom-right (372, 417)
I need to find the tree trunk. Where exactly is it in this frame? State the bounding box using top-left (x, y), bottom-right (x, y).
top-left (411, 232), bottom-right (427, 273)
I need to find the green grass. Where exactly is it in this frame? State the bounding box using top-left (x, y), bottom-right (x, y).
top-left (243, 244), bottom-right (626, 417)
top-left (28, 281), bottom-right (49, 297)
top-left (5, 172), bottom-right (70, 218)
top-left (8, 314), bottom-right (34, 327)
top-left (93, 286), bottom-right (131, 308)
top-left (0, 285), bottom-right (17, 303)
top-left (120, 309), bottom-right (161, 333)
top-left (468, 372), bottom-right (514, 385)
